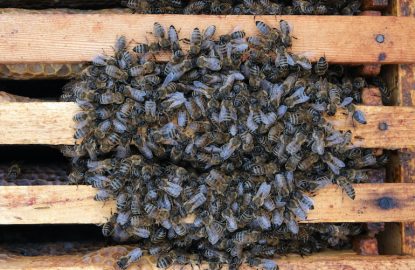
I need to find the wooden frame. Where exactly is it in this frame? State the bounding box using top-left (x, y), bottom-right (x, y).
top-left (0, 14), bottom-right (414, 64)
top-left (2, 183), bottom-right (414, 225)
top-left (1, 1), bottom-right (415, 269)
top-left (1, 103), bottom-right (415, 149)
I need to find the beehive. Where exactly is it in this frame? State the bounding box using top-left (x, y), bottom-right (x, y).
top-left (1, 0), bottom-right (415, 269)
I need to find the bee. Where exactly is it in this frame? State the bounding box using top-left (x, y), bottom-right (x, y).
top-left (153, 22), bottom-right (170, 50)
top-left (311, 129), bottom-right (325, 155)
top-left (284, 87), bottom-right (310, 108)
top-left (168, 25), bottom-right (180, 51)
top-left (251, 162), bottom-right (278, 176)
top-left (285, 152), bottom-right (302, 172)
top-left (157, 251), bottom-right (176, 269)
top-left (314, 56), bottom-right (328, 76)
top-left (105, 65), bottom-right (128, 81)
top-left (280, 19), bottom-right (292, 47)
top-left (101, 218), bottom-right (114, 237)
top-left (336, 176), bottom-right (355, 199)
top-left (133, 43), bottom-right (149, 54)
top-left (221, 208), bottom-right (238, 232)
top-left (94, 189), bottom-right (110, 201)
top-left (68, 169), bottom-right (84, 185)
top-left (6, 163), bottom-right (21, 181)
top-left (190, 27), bottom-right (202, 56)
top-left (196, 56), bottom-right (222, 71)
top-left (322, 152), bottom-right (345, 175)
top-left (117, 248), bottom-right (143, 270)
top-left (286, 132), bottom-right (307, 155)
top-left (122, 0), bottom-right (150, 13)
top-left (183, 0), bottom-right (207, 14)
top-left (298, 154), bottom-right (320, 171)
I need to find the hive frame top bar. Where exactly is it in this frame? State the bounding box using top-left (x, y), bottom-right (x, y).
top-left (0, 14), bottom-right (414, 64)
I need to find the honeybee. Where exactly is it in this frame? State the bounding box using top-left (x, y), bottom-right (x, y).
top-left (117, 248), bottom-right (143, 270)
top-left (6, 163), bottom-right (21, 181)
top-left (153, 22), bottom-right (170, 50)
top-left (314, 56), bottom-right (328, 76)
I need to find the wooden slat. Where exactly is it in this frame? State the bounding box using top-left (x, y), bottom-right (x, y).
top-left (0, 15), bottom-right (414, 64)
top-left (327, 105), bottom-right (415, 149)
top-left (0, 102), bottom-right (78, 145)
top-left (1, 183), bottom-right (414, 225)
top-left (1, 102), bottom-right (415, 149)
top-left (1, 249), bottom-right (415, 270)
top-left (386, 0), bottom-right (415, 256)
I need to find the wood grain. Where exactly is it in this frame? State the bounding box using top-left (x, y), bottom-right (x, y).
top-left (326, 105), bottom-right (415, 149)
top-left (0, 14), bottom-right (414, 64)
top-left (0, 102), bottom-right (78, 145)
top-left (0, 185), bottom-right (113, 224)
top-left (390, 0), bottom-right (415, 256)
top-left (1, 249), bottom-right (415, 270)
top-left (1, 183), bottom-right (414, 225)
top-left (1, 103), bottom-right (415, 148)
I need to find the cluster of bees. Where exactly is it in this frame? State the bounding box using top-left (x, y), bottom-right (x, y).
top-left (62, 20), bottom-right (387, 270)
top-left (122, 0), bottom-right (362, 15)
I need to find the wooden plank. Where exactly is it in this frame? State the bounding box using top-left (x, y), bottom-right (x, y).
top-left (0, 185), bottom-right (113, 224)
top-left (1, 183), bottom-right (414, 225)
top-left (0, 15), bottom-right (414, 64)
top-left (389, 0), bottom-right (415, 256)
top-left (1, 103), bottom-right (415, 148)
top-left (1, 249), bottom-right (415, 270)
top-left (326, 105), bottom-right (415, 149)
top-left (0, 102), bottom-right (78, 145)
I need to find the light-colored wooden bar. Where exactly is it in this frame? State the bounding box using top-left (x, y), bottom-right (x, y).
top-left (1, 249), bottom-right (415, 270)
top-left (1, 183), bottom-right (414, 225)
top-left (0, 15), bottom-right (414, 64)
top-left (0, 102), bottom-right (414, 149)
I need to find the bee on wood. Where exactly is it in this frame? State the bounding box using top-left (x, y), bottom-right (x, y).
top-left (117, 248), bottom-right (143, 270)
top-left (335, 176), bottom-right (355, 199)
top-left (153, 22), bottom-right (170, 50)
top-left (314, 56), bottom-right (328, 76)
top-left (190, 27), bottom-right (202, 56)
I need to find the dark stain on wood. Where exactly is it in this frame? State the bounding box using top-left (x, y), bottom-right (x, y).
top-left (377, 196), bottom-right (397, 210)
top-left (378, 52), bottom-right (387, 61)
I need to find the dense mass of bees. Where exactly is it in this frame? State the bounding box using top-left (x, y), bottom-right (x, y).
top-left (61, 19), bottom-right (388, 269)
top-left (122, 0), bottom-right (362, 15)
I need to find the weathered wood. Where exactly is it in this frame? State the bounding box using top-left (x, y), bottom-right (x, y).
top-left (0, 185), bottom-right (113, 224)
top-left (390, 0), bottom-right (415, 256)
top-left (362, 0), bottom-right (389, 10)
top-left (327, 105), bottom-right (415, 149)
top-left (0, 102), bottom-right (78, 145)
top-left (0, 183), bottom-right (414, 225)
top-left (0, 15), bottom-right (414, 64)
top-left (358, 8), bottom-right (382, 77)
top-left (0, 103), bottom-right (414, 149)
top-left (1, 249), bottom-right (414, 270)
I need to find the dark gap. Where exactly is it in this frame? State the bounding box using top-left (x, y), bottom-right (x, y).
top-left (0, 145), bottom-right (66, 163)
top-left (0, 80), bottom-right (68, 100)
top-left (0, 146), bottom-right (69, 185)
top-left (0, 224), bottom-right (103, 243)
top-left (0, 225), bottom-right (108, 256)
top-left (0, 0), bottom-right (120, 9)
top-left (377, 223), bottom-right (403, 255)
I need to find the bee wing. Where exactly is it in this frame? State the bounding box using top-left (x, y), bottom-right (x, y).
top-left (285, 52), bottom-right (296, 66)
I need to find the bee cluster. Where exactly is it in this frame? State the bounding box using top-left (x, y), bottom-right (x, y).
top-left (122, 0), bottom-right (362, 15)
top-left (62, 20), bottom-right (387, 270)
